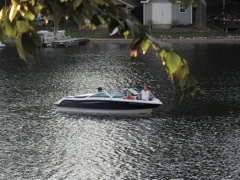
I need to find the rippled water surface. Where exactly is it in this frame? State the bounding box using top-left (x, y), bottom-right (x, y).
top-left (0, 42), bottom-right (240, 179)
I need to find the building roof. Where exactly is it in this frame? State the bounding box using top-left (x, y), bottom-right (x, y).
top-left (117, 0), bottom-right (141, 8)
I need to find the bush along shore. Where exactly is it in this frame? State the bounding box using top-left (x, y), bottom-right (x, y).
top-left (4, 26), bottom-right (240, 45)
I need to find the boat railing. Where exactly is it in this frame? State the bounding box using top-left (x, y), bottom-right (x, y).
top-left (104, 91), bottom-right (113, 99)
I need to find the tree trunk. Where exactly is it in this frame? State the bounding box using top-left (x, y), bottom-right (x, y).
top-left (194, 0), bottom-right (207, 30)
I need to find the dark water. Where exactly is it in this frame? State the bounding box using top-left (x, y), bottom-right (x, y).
top-left (0, 42), bottom-right (239, 179)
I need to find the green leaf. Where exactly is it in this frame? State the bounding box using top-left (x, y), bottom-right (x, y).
top-left (3, 19), bottom-right (17, 38)
top-left (31, 31), bottom-right (42, 47)
top-left (16, 33), bottom-right (26, 61)
top-left (125, 19), bottom-right (139, 38)
top-left (160, 49), bottom-right (168, 59)
top-left (91, 14), bottom-right (102, 30)
top-left (24, 11), bottom-right (35, 20)
top-left (165, 51), bottom-right (181, 75)
top-left (146, 34), bottom-right (172, 51)
top-left (72, 11), bottom-right (83, 26)
top-left (28, 21), bottom-right (38, 31)
top-left (123, 30), bottom-right (129, 39)
top-left (16, 20), bottom-right (29, 33)
top-left (185, 75), bottom-right (197, 89)
top-left (22, 32), bottom-right (38, 57)
top-left (95, 0), bottom-right (105, 4)
top-left (179, 58), bottom-right (189, 88)
top-left (73, 0), bottom-right (83, 9)
top-left (172, 58), bottom-right (189, 88)
top-left (168, 0), bottom-right (177, 4)
top-left (181, 0), bottom-right (191, 9)
top-left (141, 38), bottom-right (150, 53)
top-left (82, 1), bottom-right (97, 18)
top-left (131, 37), bottom-right (144, 51)
top-left (97, 15), bottom-right (106, 24)
top-left (0, 6), bottom-right (9, 21)
top-left (29, 0), bottom-right (35, 6)
top-left (53, 12), bottom-right (62, 26)
top-left (182, 76), bottom-right (198, 99)
top-left (48, 1), bottom-right (65, 25)
top-left (192, 0), bottom-right (198, 7)
top-left (0, 24), bottom-right (5, 42)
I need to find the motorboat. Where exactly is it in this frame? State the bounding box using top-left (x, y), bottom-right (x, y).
top-left (0, 41), bottom-right (6, 48)
top-left (55, 88), bottom-right (162, 114)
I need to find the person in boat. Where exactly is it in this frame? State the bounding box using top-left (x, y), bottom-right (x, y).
top-left (116, 85), bottom-right (124, 94)
top-left (97, 87), bottom-right (103, 92)
top-left (140, 85), bottom-right (154, 101)
top-left (124, 91), bottom-right (135, 100)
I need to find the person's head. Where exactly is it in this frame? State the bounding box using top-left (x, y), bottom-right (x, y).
top-left (143, 85), bottom-right (148, 91)
top-left (97, 87), bottom-right (103, 92)
top-left (117, 85), bottom-right (122, 91)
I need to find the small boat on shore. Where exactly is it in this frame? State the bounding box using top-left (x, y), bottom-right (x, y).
top-left (55, 88), bottom-right (162, 114)
top-left (0, 41), bottom-right (6, 48)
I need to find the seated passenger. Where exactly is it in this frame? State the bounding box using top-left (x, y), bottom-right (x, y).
top-left (97, 87), bottom-right (103, 92)
top-left (140, 85), bottom-right (154, 101)
top-left (124, 91), bottom-right (134, 100)
top-left (116, 85), bottom-right (124, 94)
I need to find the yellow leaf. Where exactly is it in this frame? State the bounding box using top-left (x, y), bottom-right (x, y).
top-left (98, 15), bottom-right (105, 24)
top-left (91, 24), bottom-right (97, 30)
top-left (130, 50), bottom-right (138, 58)
top-left (165, 51), bottom-right (181, 75)
top-left (0, 9), bottom-right (3, 20)
top-left (172, 58), bottom-right (189, 88)
top-left (160, 49), bottom-right (168, 65)
top-left (24, 11), bottom-right (35, 21)
top-left (17, 5), bottom-right (21, 11)
top-left (159, 49), bottom-right (168, 59)
top-left (141, 38), bottom-right (150, 53)
top-left (9, 4), bottom-right (18, 22)
top-left (123, 30), bottom-right (129, 39)
top-left (24, 5), bottom-right (29, 11)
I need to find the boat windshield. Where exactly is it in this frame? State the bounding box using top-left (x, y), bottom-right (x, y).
top-left (107, 90), bottom-right (124, 98)
top-left (128, 88), bottom-right (140, 96)
top-left (89, 92), bottom-right (110, 98)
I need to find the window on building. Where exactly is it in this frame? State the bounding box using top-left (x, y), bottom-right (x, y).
top-left (179, 4), bottom-right (186, 13)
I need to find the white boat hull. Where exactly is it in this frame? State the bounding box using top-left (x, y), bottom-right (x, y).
top-left (56, 106), bottom-right (153, 114)
top-left (0, 41), bottom-right (6, 48)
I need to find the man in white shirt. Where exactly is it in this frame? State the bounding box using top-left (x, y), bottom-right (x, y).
top-left (140, 85), bottom-right (154, 101)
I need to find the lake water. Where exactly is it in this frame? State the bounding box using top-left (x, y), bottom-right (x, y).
top-left (0, 42), bottom-right (240, 179)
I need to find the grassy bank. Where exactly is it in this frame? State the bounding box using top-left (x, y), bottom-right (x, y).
top-left (150, 27), bottom-right (240, 39)
top-left (60, 24), bottom-right (240, 39)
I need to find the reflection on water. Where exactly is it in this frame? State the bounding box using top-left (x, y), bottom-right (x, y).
top-left (0, 43), bottom-right (239, 179)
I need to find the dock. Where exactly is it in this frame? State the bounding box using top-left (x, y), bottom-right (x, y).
top-left (214, 19), bottom-right (240, 33)
top-left (53, 38), bottom-right (89, 48)
top-left (37, 30), bottom-right (89, 48)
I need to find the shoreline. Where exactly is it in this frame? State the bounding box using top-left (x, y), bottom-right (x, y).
top-left (4, 37), bottom-right (240, 46)
top-left (90, 37), bottom-right (240, 44)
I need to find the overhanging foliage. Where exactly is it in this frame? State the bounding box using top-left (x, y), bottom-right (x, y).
top-left (0, 0), bottom-right (200, 99)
